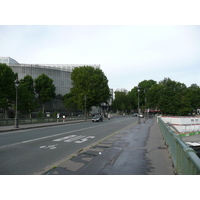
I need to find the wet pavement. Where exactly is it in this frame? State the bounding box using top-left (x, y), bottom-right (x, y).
top-left (44, 117), bottom-right (174, 175)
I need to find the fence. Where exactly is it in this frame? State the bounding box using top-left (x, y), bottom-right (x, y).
top-left (0, 116), bottom-right (87, 126)
top-left (157, 116), bottom-right (200, 175)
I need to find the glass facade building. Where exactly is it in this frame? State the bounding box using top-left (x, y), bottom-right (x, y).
top-left (0, 57), bottom-right (100, 96)
top-left (0, 57), bottom-right (101, 117)
top-left (0, 57), bottom-right (19, 64)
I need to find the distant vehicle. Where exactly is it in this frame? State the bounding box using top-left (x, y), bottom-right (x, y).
top-left (78, 114), bottom-right (84, 117)
top-left (92, 116), bottom-right (103, 122)
top-left (46, 112), bottom-right (50, 117)
top-left (133, 113), bottom-right (138, 117)
top-left (140, 114), bottom-right (144, 118)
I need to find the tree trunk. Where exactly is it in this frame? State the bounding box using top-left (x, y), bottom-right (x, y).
top-left (42, 103), bottom-right (45, 117)
top-left (4, 109), bottom-right (8, 119)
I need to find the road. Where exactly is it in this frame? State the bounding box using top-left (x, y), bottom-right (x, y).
top-left (0, 116), bottom-right (138, 175)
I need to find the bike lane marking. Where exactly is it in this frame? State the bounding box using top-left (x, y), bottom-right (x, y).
top-left (39, 135), bottom-right (95, 150)
top-left (40, 144), bottom-right (58, 150)
top-left (0, 118), bottom-right (134, 149)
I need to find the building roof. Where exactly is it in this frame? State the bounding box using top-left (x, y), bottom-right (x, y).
top-left (0, 57), bottom-right (100, 72)
top-left (0, 57), bottom-right (19, 64)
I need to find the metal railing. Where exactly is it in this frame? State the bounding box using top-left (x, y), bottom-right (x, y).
top-left (158, 116), bottom-right (200, 175)
top-left (0, 116), bottom-right (89, 126)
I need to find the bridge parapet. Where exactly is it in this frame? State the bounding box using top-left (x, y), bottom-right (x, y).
top-left (157, 116), bottom-right (200, 175)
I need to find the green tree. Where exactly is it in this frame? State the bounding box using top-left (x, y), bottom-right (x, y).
top-left (70, 66), bottom-right (110, 112)
top-left (62, 93), bottom-right (78, 116)
top-left (127, 87), bottom-right (138, 113)
top-left (112, 89), bottom-right (129, 113)
top-left (120, 102), bottom-right (126, 112)
top-left (187, 84), bottom-right (200, 112)
top-left (147, 83), bottom-right (163, 109)
top-left (124, 80), bottom-right (157, 114)
top-left (126, 89), bottom-right (137, 113)
top-left (0, 63), bottom-right (17, 118)
top-left (34, 73), bottom-right (56, 116)
top-left (18, 75), bottom-right (38, 118)
top-left (138, 79), bottom-right (157, 111)
top-left (158, 78), bottom-right (191, 115)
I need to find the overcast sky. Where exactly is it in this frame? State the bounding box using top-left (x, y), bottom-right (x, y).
top-left (0, 25), bottom-right (199, 92)
top-left (1, 0), bottom-right (200, 92)
top-left (1, 0), bottom-right (200, 195)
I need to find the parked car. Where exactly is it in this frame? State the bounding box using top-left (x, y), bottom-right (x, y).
top-left (133, 113), bottom-right (138, 117)
top-left (78, 114), bottom-right (84, 117)
top-left (92, 115), bottom-right (103, 122)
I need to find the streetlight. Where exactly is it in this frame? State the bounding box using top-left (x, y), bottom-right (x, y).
top-left (15, 78), bottom-right (20, 128)
top-left (137, 86), bottom-right (141, 124)
top-left (84, 95), bottom-right (87, 121)
top-left (145, 97), bottom-right (147, 119)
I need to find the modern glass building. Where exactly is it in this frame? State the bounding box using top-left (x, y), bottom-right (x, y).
top-left (0, 57), bottom-right (19, 64)
top-left (0, 57), bottom-right (100, 95)
top-left (0, 57), bottom-right (102, 117)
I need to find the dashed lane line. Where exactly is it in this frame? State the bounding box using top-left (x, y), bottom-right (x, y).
top-left (0, 118), bottom-right (135, 149)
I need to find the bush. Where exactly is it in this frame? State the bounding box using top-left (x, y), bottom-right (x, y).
top-left (37, 111), bottom-right (43, 118)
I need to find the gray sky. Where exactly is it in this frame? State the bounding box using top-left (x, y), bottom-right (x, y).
top-left (0, 0), bottom-right (200, 195)
top-left (1, 2), bottom-right (200, 92)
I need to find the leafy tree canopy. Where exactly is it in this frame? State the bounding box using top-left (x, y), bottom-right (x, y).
top-left (187, 84), bottom-right (200, 110)
top-left (18, 75), bottom-right (38, 117)
top-left (35, 73), bottom-right (56, 104)
top-left (112, 89), bottom-right (129, 112)
top-left (112, 78), bottom-right (195, 116)
top-left (62, 93), bottom-right (78, 112)
top-left (70, 66), bottom-right (110, 110)
top-left (157, 78), bottom-right (191, 115)
top-left (138, 79), bottom-right (157, 109)
top-left (34, 73), bottom-right (56, 115)
top-left (0, 63), bottom-right (17, 114)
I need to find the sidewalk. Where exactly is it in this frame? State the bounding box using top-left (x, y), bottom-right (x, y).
top-left (42, 117), bottom-right (174, 175)
top-left (0, 119), bottom-right (85, 132)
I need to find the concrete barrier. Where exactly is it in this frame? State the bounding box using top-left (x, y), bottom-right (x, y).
top-left (161, 116), bottom-right (200, 133)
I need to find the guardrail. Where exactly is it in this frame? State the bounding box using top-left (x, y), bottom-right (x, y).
top-left (0, 116), bottom-right (88, 126)
top-left (157, 116), bottom-right (200, 175)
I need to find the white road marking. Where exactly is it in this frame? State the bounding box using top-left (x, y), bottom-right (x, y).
top-left (53, 135), bottom-right (95, 143)
top-left (0, 118), bottom-right (133, 149)
top-left (75, 136), bottom-right (95, 143)
top-left (53, 135), bottom-right (77, 142)
top-left (64, 135), bottom-right (85, 142)
top-left (40, 144), bottom-right (57, 150)
top-left (39, 135), bottom-right (95, 150)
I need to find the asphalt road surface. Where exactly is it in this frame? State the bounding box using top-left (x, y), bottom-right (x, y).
top-left (43, 117), bottom-right (174, 175)
top-left (0, 116), bottom-right (138, 175)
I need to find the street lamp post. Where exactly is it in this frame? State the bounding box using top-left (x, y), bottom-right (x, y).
top-left (145, 97), bottom-right (147, 119)
top-left (137, 86), bottom-right (141, 124)
top-left (84, 95), bottom-right (87, 121)
top-left (15, 78), bottom-right (20, 128)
